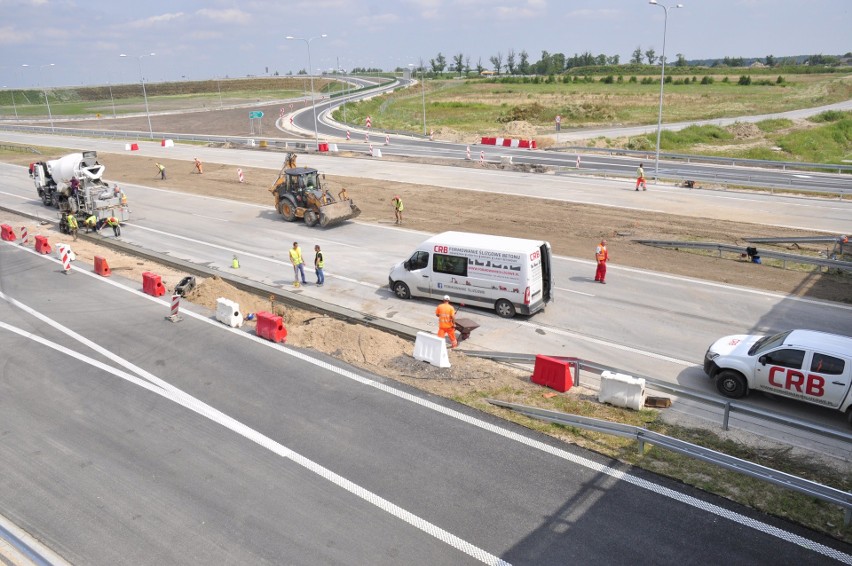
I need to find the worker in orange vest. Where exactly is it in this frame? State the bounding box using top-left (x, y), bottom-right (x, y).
top-left (435, 295), bottom-right (458, 348)
top-left (594, 239), bottom-right (608, 284)
top-left (194, 157), bottom-right (203, 174)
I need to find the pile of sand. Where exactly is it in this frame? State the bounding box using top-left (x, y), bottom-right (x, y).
top-left (727, 122), bottom-right (762, 140)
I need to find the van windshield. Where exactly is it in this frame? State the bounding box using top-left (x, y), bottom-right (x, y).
top-left (748, 330), bottom-right (792, 356)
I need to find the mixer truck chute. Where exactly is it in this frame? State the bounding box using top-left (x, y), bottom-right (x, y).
top-left (30, 151), bottom-right (129, 233)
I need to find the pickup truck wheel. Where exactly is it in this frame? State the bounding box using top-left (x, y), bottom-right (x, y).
top-left (495, 299), bottom-right (516, 318)
top-left (716, 370), bottom-right (748, 399)
top-left (392, 281), bottom-right (410, 300)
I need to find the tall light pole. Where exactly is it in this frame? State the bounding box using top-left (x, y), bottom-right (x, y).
top-left (120, 53), bottom-right (155, 138)
top-left (107, 75), bottom-right (117, 118)
top-left (649, 0), bottom-right (683, 180)
top-left (417, 60), bottom-right (426, 135)
top-left (286, 34), bottom-right (326, 150)
top-left (36, 63), bottom-right (55, 132)
top-left (3, 86), bottom-right (18, 119)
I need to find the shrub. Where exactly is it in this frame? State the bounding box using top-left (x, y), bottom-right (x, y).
top-left (629, 76), bottom-right (638, 83)
top-left (600, 75), bottom-right (615, 84)
top-left (722, 76), bottom-right (730, 83)
top-left (627, 136), bottom-right (654, 150)
top-left (617, 75), bottom-right (624, 83)
top-left (738, 75), bottom-right (752, 85)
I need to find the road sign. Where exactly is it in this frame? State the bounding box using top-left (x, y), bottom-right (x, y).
top-left (249, 111), bottom-right (264, 119)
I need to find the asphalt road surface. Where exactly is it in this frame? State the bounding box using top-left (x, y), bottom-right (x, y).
top-left (2, 241), bottom-right (851, 565)
top-left (0, 139), bottom-right (850, 450)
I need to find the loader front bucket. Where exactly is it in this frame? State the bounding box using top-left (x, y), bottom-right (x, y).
top-left (318, 200), bottom-right (361, 227)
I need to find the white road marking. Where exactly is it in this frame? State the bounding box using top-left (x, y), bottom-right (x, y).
top-left (0, 190), bottom-right (28, 199)
top-left (2, 247), bottom-right (848, 563)
top-left (0, 300), bottom-right (508, 566)
top-left (191, 213), bottom-right (230, 222)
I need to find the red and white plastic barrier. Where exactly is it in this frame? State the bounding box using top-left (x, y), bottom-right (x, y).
top-left (59, 244), bottom-right (72, 274)
top-left (480, 137), bottom-right (537, 149)
top-left (466, 146), bottom-right (471, 160)
top-left (238, 169), bottom-right (244, 183)
top-left (365, 132), bottom-right (369, 143)
top-left (385, 134), bottom-right (390, 145)
top-left (576, 155), bottom-right (581, 169)
top-left (20, 226), bottom-right (28, 245)
top-left (366, 116), bottom-right (372, 128)
top-left (125, 143), bottom-right (139, 151)
top-left (346, 130), bottom-right (350, 141)
top-left (429, 129), bottom-right (434, 141)
top-left (479, 151), bottom-right (485, 164)
top-left (161, 139), bottom-right (174, 148)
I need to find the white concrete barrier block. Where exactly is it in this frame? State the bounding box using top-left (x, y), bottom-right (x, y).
top-left (56, 243), bottom-right (76, 262)
top-left (215, 297), bottom-right (244, 328)
top-left (599, 371), bottom-right (646, 410)
top-left (413, 331), bottom-right (451, 368)
top-left (329, 144), bottom-right (339, 152)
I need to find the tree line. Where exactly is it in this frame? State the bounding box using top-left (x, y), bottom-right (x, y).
top-left (405, 50), bottom-right (851, 76)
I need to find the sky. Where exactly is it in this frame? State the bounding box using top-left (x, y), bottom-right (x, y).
top-left (1, 0), bottom-right (850, 88)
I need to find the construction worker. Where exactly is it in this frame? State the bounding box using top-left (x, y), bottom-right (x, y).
top-left (435, 295), bottom-right (458, 349)
top-left (194, 157), bottom-right (203, 174)
top-left (97, 216), bottom-right (121, 237)
top-left (636, 163), bottom-right (647, 191)
top-left (66, 213), bottom-right (78, 241)
top-left (155, 162), bottom-right (166, 180)
top-left (69, 177), bottom-right (80, 197)
top-left (84, 214), bottom-right (97, 233)
top-left (289, 241), bottom-right (307, 287)
top-left (314, 244), bottom-right (325, 287)
top-left (594, 239), bottom-right (609, 284)
top-left (392, 195), bottom-right (404, 224)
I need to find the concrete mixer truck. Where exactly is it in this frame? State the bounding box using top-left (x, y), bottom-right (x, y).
top-left (30, 151), bottom-right (129, 234)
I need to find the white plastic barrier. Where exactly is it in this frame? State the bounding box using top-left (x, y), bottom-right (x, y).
top-left (329, 144), bottom-right (339, 152)
top-left (55, 243), bottom-right (76, 262)
top-left (215, 297), bottom-right (244, 328)
top-left (599, 371), bottom-right (646, 410)
top-left (495, 137), bottom-right (504, 146)
top-left (500, 156), bottom-right (513, 165)
top-left (372, 148), bottom-right (382, 158)
top-left (510, 139), bottom-right (520, 148)
top-left (412, 331), bottom-right (450, 368)
top-left (161, 139), bottom-right (174, 148)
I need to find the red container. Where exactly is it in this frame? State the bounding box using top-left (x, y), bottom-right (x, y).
top-left (94, 255), bottom-right (112, 277)
top-left (256, 311), bottom-right (287, 343)
top-left (530, 355), bottom-right (573, 393)
top-left (1, 224), bottom-right (15, 241)
top-left (34, 235), bottom-right (52, 254)
top-left (142, 271), bottom-right (165, 297)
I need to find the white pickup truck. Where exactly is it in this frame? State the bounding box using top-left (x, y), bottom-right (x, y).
top-left (704, 329), bottom-right (852, 425)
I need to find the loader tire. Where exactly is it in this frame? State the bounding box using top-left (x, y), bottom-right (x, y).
top-left (319, 212), bottom-right (331, 228)
top-left (279, 199), bottom-right (297, 222)
top-left (304, 210), bottom-right (318, 227)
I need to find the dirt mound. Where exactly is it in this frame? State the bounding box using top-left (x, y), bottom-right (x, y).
top-left (727, 121), bottom-right (762, 139)
top-left (500, 120), bottom-right (538, 138)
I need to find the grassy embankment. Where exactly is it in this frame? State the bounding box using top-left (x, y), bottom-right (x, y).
top-left (0, 76), bottom-right (344, 118)
top-left (335, 71), bottom-right (852, 164)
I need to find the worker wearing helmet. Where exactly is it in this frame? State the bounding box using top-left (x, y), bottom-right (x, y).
top-left (594, 239), bottom-right (609, 284)
top-left (194, 157), bottom-right (203, 174)
top-left (155, 162), bottom-right (166, 180)
top-left (435, 295), bottom-right (458, 349)
top-left (392, 195), bottom-right (404, 225)
top-left (97, 216), bottom-right (121, 237)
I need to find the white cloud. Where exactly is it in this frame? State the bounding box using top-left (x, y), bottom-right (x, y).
top-left (196, 8), bottom-right (250, 24)
top-left (0, 25), bottom-right (33, 44)
top-left (128, 12), bottom-right (185, 29)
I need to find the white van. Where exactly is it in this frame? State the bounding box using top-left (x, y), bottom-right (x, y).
top-left (388, 231), bottom-right (553, 318)
top-left (704, 329), bottom-right (852, 424)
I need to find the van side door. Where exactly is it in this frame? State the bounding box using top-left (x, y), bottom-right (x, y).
top-left (407, 251), bottom-right (431, 296)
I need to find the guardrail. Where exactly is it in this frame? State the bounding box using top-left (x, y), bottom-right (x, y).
top-left (561, 145), bottom-right (852, 175)
top-left (552, 164), bottom-right (852, 197)
top-left (464, 351), bottom-right (852, 443)
top-left (487, 399), bottom-right (852, 526)
top-left (634, 240), bottom-right (852, 271)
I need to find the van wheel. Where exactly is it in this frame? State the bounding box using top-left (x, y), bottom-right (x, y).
top-left (716, 370), bottom-right (747, 399)
top-left (495, 299), bottom-right (516, 318)
top-left (392, 281), bottom-right (410, 300)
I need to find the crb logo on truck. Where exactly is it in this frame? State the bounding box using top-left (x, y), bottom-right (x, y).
top-left (703, 329), bottom-right (852, 425)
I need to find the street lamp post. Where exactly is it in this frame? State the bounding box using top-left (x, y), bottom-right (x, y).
top-left (107, 77), bottom-right (117, 118)
top-left (3, 86), bottom-right (18, 119)
top-left (120, 53), bottom-right (155, 138)
top-left (649, 0), bottom-right (683, 180)
top-left (37, 63), bottom-right (55, 132)
top-left (286, 34), bottom-right (327, 150)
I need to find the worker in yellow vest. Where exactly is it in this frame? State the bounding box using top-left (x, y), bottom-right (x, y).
top-left (66, 213), bottom-right (78, 241)
top-left (84, 215), bottom-right (97, 233)
top-left (392, 195), bottom-right (404, 224)
top-left (289, 241), bottom-right (307, 287)
top-left (314, 244), bottom-right (325, 287)
top-left (98, 216), bottom-right (121, 237)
